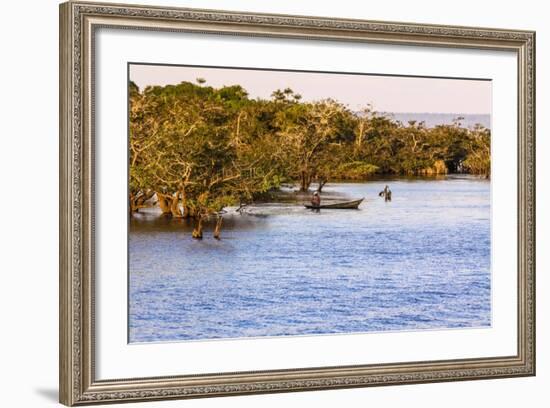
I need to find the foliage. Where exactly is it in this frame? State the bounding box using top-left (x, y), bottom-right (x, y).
top-left (129, 79), bottom-right (491, 236)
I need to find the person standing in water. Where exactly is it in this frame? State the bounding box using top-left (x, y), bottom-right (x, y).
top-left (379, 185), bottom-right (392, 202)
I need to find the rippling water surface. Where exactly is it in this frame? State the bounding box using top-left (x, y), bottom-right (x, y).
top-left (129, 176), bottom-right (491, 343)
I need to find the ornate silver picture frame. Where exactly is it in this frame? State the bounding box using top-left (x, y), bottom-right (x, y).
top-left (59, 1), bottom-right (535, 405)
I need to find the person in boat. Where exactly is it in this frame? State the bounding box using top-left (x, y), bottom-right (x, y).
top-left (311, 191), bottom-right (321, 207)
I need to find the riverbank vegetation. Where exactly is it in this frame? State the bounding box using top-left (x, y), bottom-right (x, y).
top-left (129, 79), bottom-right (490, 238)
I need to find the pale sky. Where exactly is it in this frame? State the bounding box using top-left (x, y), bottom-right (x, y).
top-left (129, 64), bottom-right (492, 114)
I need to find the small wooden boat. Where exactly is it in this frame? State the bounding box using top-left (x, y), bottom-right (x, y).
top-left (304, 198), bottom-right (364, 209)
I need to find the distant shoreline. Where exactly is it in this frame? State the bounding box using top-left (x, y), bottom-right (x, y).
top-left (379, 112), bottom-right (491, 129)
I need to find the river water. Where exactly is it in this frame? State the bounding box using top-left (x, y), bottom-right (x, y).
top-left (129, 176), bottom-right (491, 343)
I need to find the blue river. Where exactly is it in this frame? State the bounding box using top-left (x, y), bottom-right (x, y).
top-left (129, 176), bottom-right (491, 343)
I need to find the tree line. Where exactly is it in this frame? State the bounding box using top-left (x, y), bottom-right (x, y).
top-left (129, 79), bottom-right (490, 238)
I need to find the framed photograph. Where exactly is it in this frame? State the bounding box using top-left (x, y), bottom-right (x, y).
top-left (59, 1), bottom-right (535, 405)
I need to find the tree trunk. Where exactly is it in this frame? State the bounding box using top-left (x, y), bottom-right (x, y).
top-left (355, 120), bottom-right (364, 151)
top-left (170, 192), bottom-right (182, 218)
top-left (234, 111), bottom-right (242, 145)
top-left (181, 187), bottom-right (192, 219)
top-left (317, 178), bottom-right (327, 193)
top-left (129, 193), bottom-right (138, 214)
top-left (156, 192), bottom-right (172, 215)
top-left (300, 171), bottom-right (311, 192)
top-left (213, 216), bottom-right (223, 239)
top-left (192, 216), bottom-right (204, 239)
top-left (136, 190), bottom-right (155, 207)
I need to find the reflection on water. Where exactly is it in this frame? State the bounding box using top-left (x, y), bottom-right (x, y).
top-left (129, 176), bottom-right (491, 343)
